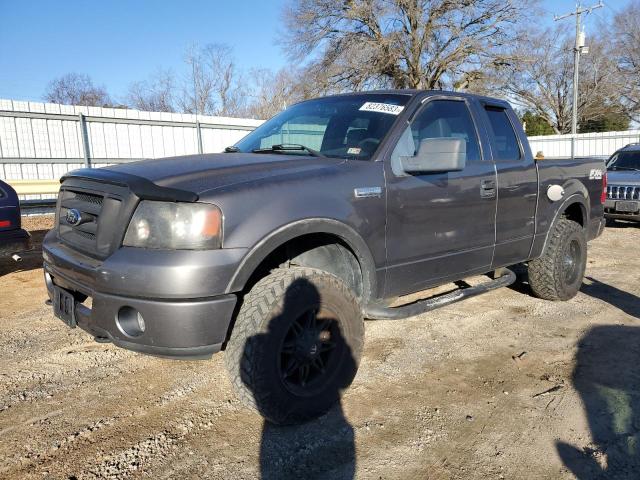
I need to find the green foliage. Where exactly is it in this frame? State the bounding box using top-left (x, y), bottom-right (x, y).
top-left (521, 111), bottom-right (554, 136)
top-left (581, 111), bottom-right (630, 133)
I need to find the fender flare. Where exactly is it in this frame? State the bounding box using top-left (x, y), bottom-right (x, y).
top-left (540, 192), bottom-right (590, 254)
top-left (225, 218), bottom-right (378, 301)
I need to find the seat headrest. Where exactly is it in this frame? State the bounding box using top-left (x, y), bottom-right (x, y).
top-left (345, 128), bottom-right (368, 146)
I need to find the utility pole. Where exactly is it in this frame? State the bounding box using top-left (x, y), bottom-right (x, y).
top-left (191, 60), bottom-right (203, 154)
top-left (554, 1), bottom-right (603, 158)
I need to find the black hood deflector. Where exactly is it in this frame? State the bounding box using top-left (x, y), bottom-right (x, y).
top-left (61, 168), bottom-right (199, 202)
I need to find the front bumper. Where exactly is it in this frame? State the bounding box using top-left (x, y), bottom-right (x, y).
top-left (43, 232), bottom-right (244, 359)
top-left (604, 199), bottom-right (640, 222)
top-left (0, 228), bottom-right (31, 256)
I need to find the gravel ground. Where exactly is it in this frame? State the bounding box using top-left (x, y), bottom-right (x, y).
top-left (0, 217), bottom-right (639, 479)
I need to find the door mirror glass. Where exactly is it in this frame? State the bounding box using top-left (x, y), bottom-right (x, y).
top-left (400, 137), bottom-right (466, 173)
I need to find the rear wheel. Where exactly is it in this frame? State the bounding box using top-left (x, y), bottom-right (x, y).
top-left (528, 218), bottom-right (587, 301)
top-left (224, 267), bottom-right (363, 425)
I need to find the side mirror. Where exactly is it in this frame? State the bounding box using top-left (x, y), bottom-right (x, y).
top-left (400, 137), bottom-right (466, 174)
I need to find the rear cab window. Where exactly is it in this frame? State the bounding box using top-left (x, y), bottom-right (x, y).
top-left (483, 106), bottom-right (522, 162)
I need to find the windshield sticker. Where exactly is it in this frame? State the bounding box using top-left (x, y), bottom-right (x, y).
top-left (359, 102), bottom-right (405, 115)
top-left (347, 147), bottom-right (362, 155)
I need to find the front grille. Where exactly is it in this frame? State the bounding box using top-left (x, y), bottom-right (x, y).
top-left (607, 185), bottom-right (640, 200)
top-left (73, 192), bottom-right (104, 206)
top-left (57, 186), bottom-right (125, 258)
top-left (74, 229), bottom-right (96, 240)
top-left (58, 189), bottom-right (104, 255)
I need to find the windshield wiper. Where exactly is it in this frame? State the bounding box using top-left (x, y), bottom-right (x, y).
top-left (251, 144), bottom-right (326, 158)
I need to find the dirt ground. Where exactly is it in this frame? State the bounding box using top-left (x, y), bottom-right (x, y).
top-left (0, 216), bottom-right (639, 480)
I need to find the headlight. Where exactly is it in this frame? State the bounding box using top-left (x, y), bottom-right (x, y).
top-left (123, 201), bottom-right (222, 249)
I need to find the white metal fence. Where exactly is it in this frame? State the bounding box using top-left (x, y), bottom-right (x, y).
top-left (528, 130), bottom-right (640, 159)
top-left (0, 99), bottom-right (263, 194)
top-left (2, 97), bottom-right (639, 189)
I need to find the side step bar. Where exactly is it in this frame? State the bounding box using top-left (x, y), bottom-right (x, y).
top-left (363, 269), bottom-right (516, 320)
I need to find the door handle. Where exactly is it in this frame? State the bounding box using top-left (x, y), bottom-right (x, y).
top-left (480, 179), bottom-right (496, 199)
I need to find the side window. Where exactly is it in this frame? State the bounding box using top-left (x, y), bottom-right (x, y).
top-left (484, 107), bottom-right (521, 161)
top-left (391, 100), bottom-right (481, 173)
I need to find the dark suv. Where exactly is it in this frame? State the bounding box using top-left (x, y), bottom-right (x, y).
top-left (604, 143), bottom-right (640, 223)
top-left (0, 180), bottom-right (31, 257)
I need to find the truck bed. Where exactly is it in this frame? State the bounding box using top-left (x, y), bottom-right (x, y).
top-left (535, 157), bottom-right (606, 244)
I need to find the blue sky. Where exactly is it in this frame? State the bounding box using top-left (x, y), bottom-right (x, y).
top-left (0, 0), bottom-right (621, 103)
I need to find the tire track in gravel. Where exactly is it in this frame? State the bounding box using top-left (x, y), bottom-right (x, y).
top-left (1, 351), bottom-right (243, 479)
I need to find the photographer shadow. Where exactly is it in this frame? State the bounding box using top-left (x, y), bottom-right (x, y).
top-left (258, 405), bottom-right (355, 479)
top-left (240, 277), bottom-right (357, 479)
top-left (557, 324), bottom-right (640, 479)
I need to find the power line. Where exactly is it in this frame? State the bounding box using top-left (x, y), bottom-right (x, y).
top-left (554, 1), bottom-right (604, 158)
top-left (602, 1), bottom-right (621, 15)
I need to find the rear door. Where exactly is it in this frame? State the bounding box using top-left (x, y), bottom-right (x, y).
top-left (384, 97), bottom-right (497, 297)
top-left (479, 104), bottom-right (537, 267)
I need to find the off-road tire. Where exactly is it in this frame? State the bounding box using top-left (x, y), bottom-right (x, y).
top-left (224, 267), bottom-right (364, 425)
top-left (528, 218), bottom-right (587, 301)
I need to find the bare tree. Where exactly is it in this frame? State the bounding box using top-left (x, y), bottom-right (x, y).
top-left (44, 73), bottom-right (111, 106)
top-left (180, 43), bottom-right (247, 117)
top-left (244, 68), bottom-right (307, 119)
top-left (576, 31), bottom-right (628, 131)
top-left (496, 26), bottom-right (625, 134)
top-left (181, 44), bottom-right (216, 115)
top-left (282, 0), bottom-right (535, 92)
top-left (127, 69), bottom-right (176, 112)
top-left (205, 44), bottom-right (246, 117)
top-left (613, 0), bottom-right (640, 120)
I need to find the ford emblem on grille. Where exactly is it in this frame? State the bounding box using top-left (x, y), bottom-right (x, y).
top-left (65, 208), bottom-right (82, 226)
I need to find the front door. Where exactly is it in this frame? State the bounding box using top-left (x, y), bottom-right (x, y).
top-left (384, 98), bottom-right (497, 298)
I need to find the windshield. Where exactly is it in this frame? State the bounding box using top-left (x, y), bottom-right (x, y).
top-left (607, 150), bottom-right (640, 171)
top-left (234, 94), bottom-right (411, 160)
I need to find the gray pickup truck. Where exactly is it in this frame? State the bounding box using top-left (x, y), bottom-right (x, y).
top-left (43, 91), bottom-right (606, 424)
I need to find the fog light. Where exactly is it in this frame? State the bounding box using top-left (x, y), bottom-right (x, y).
top-left (116, 306), bottom-right (146, 337)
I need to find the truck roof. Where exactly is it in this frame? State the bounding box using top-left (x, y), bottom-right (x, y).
top-left (618, 143), bottom-right (640, 152)
top-left (300, 89), bottom-right (512, 109)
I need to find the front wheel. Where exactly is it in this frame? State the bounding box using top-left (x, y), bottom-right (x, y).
top-left (528, 218), bottom-right (587, 301)
top-left (224, 267), bottom-right (364, 425)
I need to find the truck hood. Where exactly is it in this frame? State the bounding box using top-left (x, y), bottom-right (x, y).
top-left (103, 153), bottom-right (345, 195)
top-left (607, 170), bottom-right (640, 186)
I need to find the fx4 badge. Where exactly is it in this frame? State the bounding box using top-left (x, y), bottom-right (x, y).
top-left (589, 169), bottom-right (603, 180)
